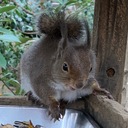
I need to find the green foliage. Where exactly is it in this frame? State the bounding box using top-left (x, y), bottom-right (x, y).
top-left (0, 5), bottom-right (16, 13)
top-left (0, 52), bottom-right (6, 69)
top-left (0, 0), bottom-right (94, 96)
top-left (0, 1), bottom-right (34, 96)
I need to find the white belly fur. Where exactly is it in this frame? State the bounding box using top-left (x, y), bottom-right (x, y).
top-left (51, 81), bottom-right (93, 102)
top-left (55, 87), bottom-right (93, 102)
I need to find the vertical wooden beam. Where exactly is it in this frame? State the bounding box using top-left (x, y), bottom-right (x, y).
top-left (92, 0), bottom-right (128, 101)
top-left (122, 37), bottom-right (128, 107)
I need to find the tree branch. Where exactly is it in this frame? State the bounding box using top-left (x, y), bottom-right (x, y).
top-left (12, 0), bottom-right (34, 15)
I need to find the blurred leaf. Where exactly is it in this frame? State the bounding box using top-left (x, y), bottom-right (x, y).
top-left (57, 0), bottom-right (67, 5)
top-left (15, 9), bottom-right (22, 17)
top-left (0, 34), bottom-right (21, 42)
top-left (0, 5), bottom-right (16, 13)
top-left (0, 27), bottom-right (13, 34)
top-left (19, 36), bottom-right (32, 43)
top-left (0, 52), bottom-right (6, 69)
top-left (0, 19), bottom-right (12, 22)
top-left (8, 79), bottom-right (23, 95)
top-left (15, 86), bottom-right (25, 95)
top-left (8, 79), bottom-right (20, 87)
top-left (65, 0), bottom-right (77, 6)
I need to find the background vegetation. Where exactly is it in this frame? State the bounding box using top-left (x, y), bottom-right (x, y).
top-left (0, 0), bottom-right (94, 96)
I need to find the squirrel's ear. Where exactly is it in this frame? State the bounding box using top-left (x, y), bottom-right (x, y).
top-left (37, 12), bottom-right (61, 37)
top-left (66, 16), bottom-right (85, 40)
top-left (84, 20), bottom-right (91, 49)
top-left (66, 15), bottom-right (91, 48)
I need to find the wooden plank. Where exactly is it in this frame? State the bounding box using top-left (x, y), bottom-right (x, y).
top-left (0, 96), bottom-right (33, 106)
top-left (0, 96), bottom-right (128, 128)
top-left (122, 39), bottom-right (128, 108)
top-left (92, 0), bottom-right (128, 101)
top-left (0, 96), bottom-right (85, 109)
top-left (84, 95), bottom-right (128, 128)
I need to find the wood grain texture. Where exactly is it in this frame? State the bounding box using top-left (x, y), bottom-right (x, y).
top-left (92, 0), bottom-right (128, 101)
top-left (0, 96), bottom-right (128, 128)
top-left (0, 96), bottom-right (33, 106)
top-left (122, 39), bottom-right (128, 108)
top-left (84, 95), bottom-right (128, 128)
top-left (0, 96), bottom-right (85, 109)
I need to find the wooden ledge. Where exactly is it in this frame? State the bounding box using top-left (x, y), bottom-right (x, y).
top-left (0, 95), bottom-right (128, 128)
top-left (84, 95), bottom-right (128, 128)
top-left (0, 96), bottom-right (86, 108)
top-left (0, 96), bottom-right (32, 106)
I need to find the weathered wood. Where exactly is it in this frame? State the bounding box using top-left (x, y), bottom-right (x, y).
top-left (92, 0), bottom-right (128, 101)
top-left (0, 96), bottom-right (33, 106)
top-left (0, 96), bottom-right (128, 128)
top-left (122, 39), bottom-right (128, 108)
top-left (84, 95), bottom-right (128, 128)
top-left (0, 96), bottom-right (85, 110)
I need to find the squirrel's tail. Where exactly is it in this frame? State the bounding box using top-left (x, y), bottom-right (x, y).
top-left (37, 11), bottom-right (91, 47)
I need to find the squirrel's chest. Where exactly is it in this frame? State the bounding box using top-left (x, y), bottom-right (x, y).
top-left (50, 81), bottom-right (93, 102)
top-left (56, 88), bottom-right (92, 102)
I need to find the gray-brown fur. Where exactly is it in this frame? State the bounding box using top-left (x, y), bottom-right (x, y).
top-left (20, 11), bottom-right (112, 121)
top-left (37, 12), bottom-right (90, 42)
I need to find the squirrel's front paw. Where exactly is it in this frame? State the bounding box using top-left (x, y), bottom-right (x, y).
top-left (89, 79), bottom-right (114, 100)
top-left (48, 97), bottom-right (63, 121)
top-left (48, 105), bottom-right (62, 122)
top-left (25, 91), bottom-right (43, 105)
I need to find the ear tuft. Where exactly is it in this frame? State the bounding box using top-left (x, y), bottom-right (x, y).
top-left (37, 12), bottom-right (90, 46)
top-left (37, 13), bottom-right (61, 37)
top-left (66, 16), bottom-right (86, 39)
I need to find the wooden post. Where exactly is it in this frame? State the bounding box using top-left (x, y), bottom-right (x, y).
top-left (122, 37), bottom-right (128, 108)
top-left (92, 0), bottom-right (128, 101)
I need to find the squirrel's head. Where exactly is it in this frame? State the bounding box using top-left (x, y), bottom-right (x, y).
top-left (52, 43), bottom-right (92, 91)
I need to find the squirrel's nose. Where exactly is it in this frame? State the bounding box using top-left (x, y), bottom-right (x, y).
top-left (76, 82), bottom-right (83, 89)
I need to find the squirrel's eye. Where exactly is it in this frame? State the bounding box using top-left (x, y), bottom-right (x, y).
top-left (62, 62), bottom-right (68, 72)
top-left (90, 67), bottom-right (92, 72)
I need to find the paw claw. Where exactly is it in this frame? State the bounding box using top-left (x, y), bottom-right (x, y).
top-left (48, 107), bottom-right (61, 121)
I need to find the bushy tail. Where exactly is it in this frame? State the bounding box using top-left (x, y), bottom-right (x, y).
top-left (37, 11), bottom-right (90, 46)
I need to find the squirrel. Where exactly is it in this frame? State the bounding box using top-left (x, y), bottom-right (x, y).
top-left (20, 11), bottom-right (113, 121)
